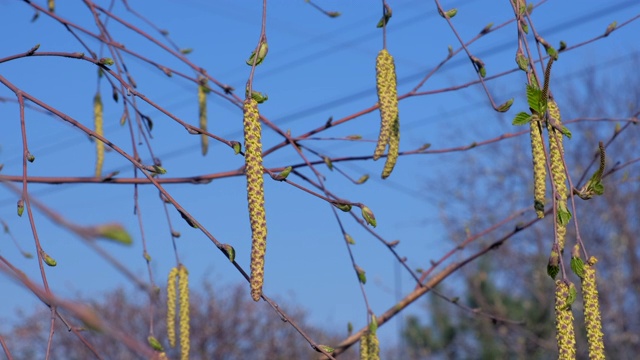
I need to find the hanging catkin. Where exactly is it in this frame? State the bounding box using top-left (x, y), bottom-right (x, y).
top-left (94, 92), bottom-right (104, 178)
top-left (178, 265), bottom-right (190, 360)
top-left (243, 98), bottom-right (267, 301)
top-left (547, 99), bottom-right (569, 250)
top-left (529, 114), bottom-right (546, 218)
top-left (381, 115), bottom-right (400, 179)
top-left (166, 267), bottom-right (179, 348)
top-left (554, 280), bottom-right (577, 359)
top-left (198, 79), bottom-right (208, 155)
top-left (373, 49), bottom-right (399, 162)
top-left (581, 257), bottom-right (605, 359)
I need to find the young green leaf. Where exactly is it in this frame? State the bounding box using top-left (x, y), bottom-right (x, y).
top-left (496, 98), bottom-right (514, 112)
top-left (515, 51), bottom-right (529, 72)
top-left (272, 166), bottom-right (292, 181)
top-left (512, 112), bottom-right (532, 126)
top-left (570, 256), bottom-right (585, 279)
top-left (17, 199), bottom-right (24, 217)
top-left (361, 206), bottom-right (377, 227)
top-left (604, 21), bottom-right (617, 36)
top-left (333, 202), bottom-right (352, 212)
top-left (345, 234), bottom-right (356, 245)
top-left (147, 336), bottom-right (164, 352)
top-left (526, 84), bottom-right (544, 114)
top-left (480, 22), bottom-right (494, 34)
top-left (95, 224), bottom-right (133, 245)
top-left (557, 203), bottom-right (572, 226)
top-left (356, 266), bottom-right (367, 284)
top-left (356, 174), bottom-right (369, 184)
top-left (222, 244), bottom-right (236, 262)
top-left (376, 3), bottom-right (392, 28)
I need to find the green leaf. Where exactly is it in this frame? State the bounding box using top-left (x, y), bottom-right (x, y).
top-left (361, 206), bottom-right (377, 227)
top-left (526, 84), bottom-right (543, 113)
top-left (246, 42), bottom-right (268, 66)
top-left (439, 8), bottom-right (458, 19)
top-left (96, 224), bottom-right (133, 245)
top-left (356, 174), bottom-right (369, 184)
top-left (604, 21), bottom-right (617, 36)
top-left (547, 247), bottom-right (560, 279)
top-left (557, 203), bottom-right (572, 226)
top-left (232, 142), bottom-right (241, 155)
top-left (345, 234), bottom-right (355, 245)
top-left (570, 256), bottom-right (585, 279)
top-left (327, 11), bottom-right (341, 18)
top-left (43, 253), bottom-right (57, 267)
top-left (151, 165), bottom-right (167, 175)
top-left (559, 41), bottom-right (567, 51)
top-left (222, 244), bottom-right (236, 262)
top-left (560, 126), bottom-right (572, 139)
top-left (370, 315), bottom-right (378, 334)
top-left (592, 182), bottom-right (604, 195)
top-left (356, 266), bottom-right (366, 284)
top-left (272, 166), bottom-right (292, 181)
top-left (515, 52), bottom-right (529, 72)
top-left (496, 98), bottom-right (514, 112)
top-left (147, 336), bottom-right (164, 352)
top-left (512, 112), bottom-right (532, 126)
top-left (179, 210), bottom-right (198, 228)
top-left (480, 22), bottom-right (493, 34)
top-left (323, 156), bottom-right (333, 171)
top-left (180, 48), bottom-right (193, 55)
top-left (564, 282), bottom-right (577, 309)
top-left (17, 200), bottom-right (24, 217)
top-left (99, 58), bottom-right (114, 66)
top-left (250, 91), bottom-right (268, 103)
top-left (318, 345), bottom-right (334, 353)
top-left (546, 46), bottom-right (558, 61)
top-left (376, 4), bottom-right (392, 28)
top-left (333, 202), bottom-right (352, 212)
top-left (547, 263), bottom-right (559, 279)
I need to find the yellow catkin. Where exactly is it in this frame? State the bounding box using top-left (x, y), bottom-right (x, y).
top-left (359, 332), bottom-right (369, 360)
top-left (244, 98), bottom-right (267, 302)
top-left (554, 279), bottom-right (577, 359)
top-left (94, 92), bottom-right (104, 178)
top-left (547, 100), bottom-right (568, 250)
top-left (178, 265), bottom-right (190, 360)
top-left (198, 81), bottom-right (208, 156)
top-left (166, 267), bottom-right (179, 348)
top-left (368, 331), bottom-right (380, 360)
top-left (381, 115), bottom-right (400, 179)
top-left (48, 0), bottom-right (55, 12)
top-left (529, 113), bottom-right (546, 218)
top-left (581, 257), bottom-right (605, 359)
top-left (373, 49), bottom-right (399, 161)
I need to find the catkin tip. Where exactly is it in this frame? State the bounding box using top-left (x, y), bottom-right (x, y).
top-left (374, 49), bottom-right (399, 162)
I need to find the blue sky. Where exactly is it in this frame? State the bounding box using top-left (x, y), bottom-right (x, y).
top-left (1, 0), bottom-right (639, 354)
